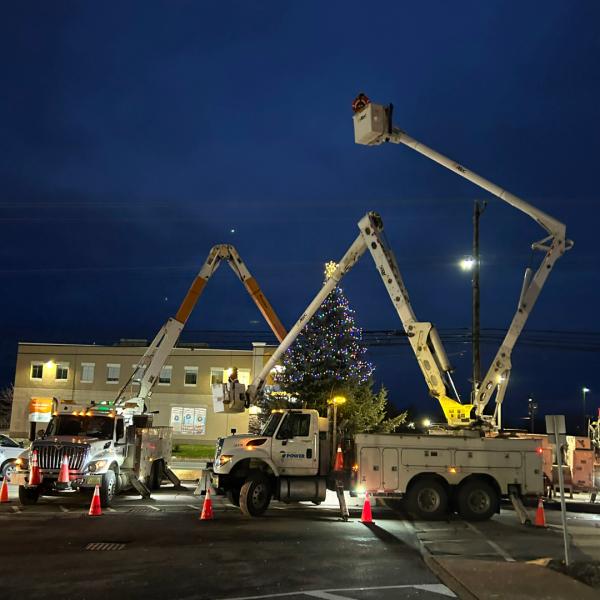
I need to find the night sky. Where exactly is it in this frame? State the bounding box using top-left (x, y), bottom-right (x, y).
top-left (2, 2), bottom-right (599, 430)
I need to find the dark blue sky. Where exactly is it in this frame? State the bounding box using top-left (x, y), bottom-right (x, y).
top-left (1, 2), bottom-right (599, 429)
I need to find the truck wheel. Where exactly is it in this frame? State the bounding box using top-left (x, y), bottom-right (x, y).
top-left (239, 473), bottom-right (271, 517)
top-left (406, 478), bottom-right (448, 520)
top-left (457, 479), bottom-right (498, 521)
top-left (18, 485), bottom-right (39, 505)
top-left (100, 470), bottom-right (117, 507)
top-left (226, 487), bottom-right (241, 507)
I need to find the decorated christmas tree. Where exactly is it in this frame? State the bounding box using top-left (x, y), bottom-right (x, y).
top-left (268, 262), bottom-right (406, 434)
top-left (273, 262), bottom-right (374, 409)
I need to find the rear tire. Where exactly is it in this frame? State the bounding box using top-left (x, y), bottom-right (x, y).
top-left (457, 479), bottom-right (498, 521)
top-left (406, 478), bottom-right (448, 520)
top-left (239, 472), bottom-right (271, 517)
top-left (99, 470), bottom-right (117, 507)
top-left (18, 485), bottom-right (39, 505)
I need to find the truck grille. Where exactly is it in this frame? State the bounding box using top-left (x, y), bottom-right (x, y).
top-left (34, 444), bottom-right (88, 472)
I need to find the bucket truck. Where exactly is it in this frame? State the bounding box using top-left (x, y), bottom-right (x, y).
top-left (13, 245), bottom-right (286, 507)
top-left (212, 212), bottom-right (546, 519)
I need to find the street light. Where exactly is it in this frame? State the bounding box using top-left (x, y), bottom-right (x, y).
top-left (459, 256), bottom-right (475, 271)
top-left (422, 418), bottom-right (431, 428)
top-left (328, 395), bottom-right (347, 463)
top-left (583, 387), bottom-right (591, 432)
top-left (528, 397), bottom-right (538, 433)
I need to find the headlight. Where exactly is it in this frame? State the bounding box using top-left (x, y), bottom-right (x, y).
top-left (87, 460), bottom-right (107, 473)
top-left (16, 457), bottom-right (29, 470)
top-left (219, 455), bottom-right (233, 466)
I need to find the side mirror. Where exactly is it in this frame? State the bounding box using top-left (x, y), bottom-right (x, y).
top-left (19, 441), bottom-right (24, 448)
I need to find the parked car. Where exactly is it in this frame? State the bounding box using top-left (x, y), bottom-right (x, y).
top-left (0, 434), bottom-right (24, 480)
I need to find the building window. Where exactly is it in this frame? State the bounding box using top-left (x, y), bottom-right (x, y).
top-left (81, 363), bottom-right (95, 383)
top-left (30, 362), bottom-right (43, 380)
top-left (55, 363), bottom-right (69, 381)
top-left (107, 364), bottom-right (120, 384)
top-left (158, 366), bottom-right (172, 385)
top-left (184, 367), bottom-right (198, 386)
top-left (210, 367), bottom-right (250, 388)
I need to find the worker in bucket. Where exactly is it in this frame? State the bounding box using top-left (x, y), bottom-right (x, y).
top-left (228, 367), bottom-right (239, 386)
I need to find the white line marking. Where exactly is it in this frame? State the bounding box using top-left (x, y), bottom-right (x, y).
top-left (11, 505), bottom-right (21, 513)
top-left (187, 504), bottom-right (201, 510)
top-left (58, 505), bottom-right (69, 513)
top-left (105, 507), bottom-right (116, 512)
top-left (215, 583), bottom-right (455, 600)
top-left (143, 504), bottom-right (160, 511)
top-left (465, 522), bottom-right (515, 562)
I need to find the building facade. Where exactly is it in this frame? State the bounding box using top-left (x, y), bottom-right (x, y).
top-left (10, 341), bottom-right (274, 443)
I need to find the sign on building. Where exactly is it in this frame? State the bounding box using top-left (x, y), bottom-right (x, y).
top-left (170, 406), bottom-right (206, 435)
top-left (29, 397), bottom-right (53, 423)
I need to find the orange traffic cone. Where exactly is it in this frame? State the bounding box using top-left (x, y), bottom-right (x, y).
top-left (200, 487), bottom-right (214, 520)
top-left (534, 497), bottom-right (546, 527)
top-left (58, 455), bottom-right (70, 484)
top-left (29, 450), bottom-right (42, 486)
top-left (0, 478), bottom-right (9, 503)
top-left (334, 446), bottom-right (344, 471)
top-left (88, 485), bottom-right (102, 516)
top-left (361, 491), bottom-right (373, 524)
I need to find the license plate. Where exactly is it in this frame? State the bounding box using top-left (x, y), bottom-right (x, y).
top-left (85, 475), bottom-right (102, 486)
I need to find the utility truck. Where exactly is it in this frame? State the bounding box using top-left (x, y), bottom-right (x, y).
top-left (211, 97), bottom-right (572, 519)
top-left (13, 245), bottom-right (286, 507)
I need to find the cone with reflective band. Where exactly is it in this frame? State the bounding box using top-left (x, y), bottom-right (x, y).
top-left (534, 497), bottom-right (546, 527)
top-left (200, 487), bottom-right (214, 520)
top-left (334, 446), bottom-right (344, 471)
top-left (0, 478), bottom-right (9, 503)
top-left (361, 491), bottom-right (373, 524)
top-left (58, 455), bottom-right (70, 484)
top-left (88, 485), bottom-right (102, 516)
top-left (29, 450), bottom-right (42, 486)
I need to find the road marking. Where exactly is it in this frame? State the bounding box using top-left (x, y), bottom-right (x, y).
top-left (58, 505), bottom-right (69, 513)
top-left (105, 507), bottom-right (116, 512)
top-left (216, 583), bottom-right (456, 600)
top-left (85, 542), bottom-right (126, 551)
top-left (187, 504), bottom-right (201, 510)
top-left (11, 506), bottom-right (21, 513)
top-left (143, 504), bottom-right (160, 511)
top-left (465, 522), bottom-right (515, 562)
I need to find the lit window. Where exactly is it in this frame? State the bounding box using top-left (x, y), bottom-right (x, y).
top-left (30, 362), bottom-right (43, 380)
top-left (158, 366), bottom-right (172, 385)
top-left (184, 367), bottom-right (198, 386)
top-left (81, 363), bottom-right (95, 383)
top-left (55, 363), bottom-right (69, 381)
top-left (107, 364), bottom-right (120, 384)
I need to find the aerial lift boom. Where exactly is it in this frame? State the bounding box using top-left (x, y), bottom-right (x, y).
top-left (115, 244), bottom-right (286, 413)
top-left (351, 94), bottom-right (573, 426)
top-left (220, 212), bottom-right (472, 426)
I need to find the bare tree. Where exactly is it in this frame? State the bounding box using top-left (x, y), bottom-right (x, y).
top-left (0, 384), bottom-right (14, 430)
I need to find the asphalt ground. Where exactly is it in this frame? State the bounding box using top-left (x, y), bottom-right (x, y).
top-left (1, 483), bottom-right (599, 599)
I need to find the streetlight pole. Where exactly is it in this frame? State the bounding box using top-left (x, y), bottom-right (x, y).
top-left (472, 200), bottom-right (486, 397)
top-left (582, 387), bottom-right (590, 432)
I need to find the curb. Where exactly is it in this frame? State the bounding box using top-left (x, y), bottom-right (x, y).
top-left (423, 554), bottom-right (479, 600)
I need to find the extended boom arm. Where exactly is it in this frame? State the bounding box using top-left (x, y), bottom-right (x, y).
top-left (115, 245), bottom-right (286, 412)
top-left (352, 94), bottom-right (573, 425)
top-left (222, 213), bottom-right (472, 426)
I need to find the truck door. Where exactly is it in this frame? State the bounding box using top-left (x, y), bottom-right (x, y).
top-left (271, 412), bottom-right (317, 475)
top-left (359, 447), bottom-right (381, 491)
top-left (382, 448), bottom-right (399, 491)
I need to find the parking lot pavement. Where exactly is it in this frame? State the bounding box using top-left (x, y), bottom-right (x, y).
top-left (0, 483), bottom-right (450, 600)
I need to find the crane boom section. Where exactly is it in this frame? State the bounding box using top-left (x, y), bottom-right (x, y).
top-left (352, 97), bottom-right (572, 425)
top-left (115, 244), bottom-right (285, 411)
top-left (239, 213), bottom-right (472, 426)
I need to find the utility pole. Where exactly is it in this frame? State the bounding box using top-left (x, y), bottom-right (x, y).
top-left (528, 396), bottom-right (538, 433)
top-left (472, 200), bottom-right (486, 398)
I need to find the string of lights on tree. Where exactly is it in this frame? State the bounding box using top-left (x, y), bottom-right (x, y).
top-left (273, 261), bottom-right (374, 400)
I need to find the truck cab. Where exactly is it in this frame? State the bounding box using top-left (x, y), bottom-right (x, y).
top-left (13, 405), bottom-right (172, 507)
top-left (213, 409), bottom-right (330, 516)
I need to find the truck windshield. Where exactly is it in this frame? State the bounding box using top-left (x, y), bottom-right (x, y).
top-left (45, 415), bottom-right (114, 440)
top-left (260, 413), bottom-right (283, 437)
